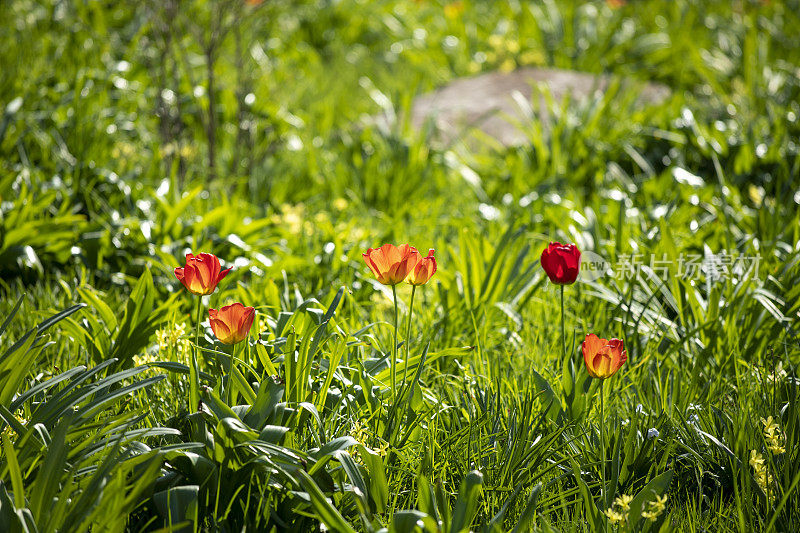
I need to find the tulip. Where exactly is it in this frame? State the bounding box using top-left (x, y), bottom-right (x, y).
top-left (175, 253), bottom-right (231, 295)
top-left (397, 248), bottom-right (438, 396)
top-left (581, 334), bottom-right (627, 379)
top-left (406, 249), bottom-right (437, 286)
top-left (175, 252), bottom-right (231, 413)
top-left (364, 244), bottom-right (421, 403)
top-left (540, 242), bottom-right (581, 285)
top-left (541, 242), bottom-right (581, 363)
top-left (581, 333), bottom-right (627, 517)
top-left (362, 244), bottom-right (421, 286)
top-left (209, 303), bottom-right (256, 345)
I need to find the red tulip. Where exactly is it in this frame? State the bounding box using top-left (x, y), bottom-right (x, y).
top-left (540, 242), bottom-right (581, 285)
top-left (407, 249), bottom-right (437, 286)
top-left (174, 253), bottom-right (231, 295)
top-left (582, 334), bottom-right (627, 379)
top-left (209, 303), bottom-right (255, 345)
top-left (363, 244), bottom-right (421, 285)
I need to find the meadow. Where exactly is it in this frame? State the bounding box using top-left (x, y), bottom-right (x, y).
top-left (1, 0), bottom-right (799, 531)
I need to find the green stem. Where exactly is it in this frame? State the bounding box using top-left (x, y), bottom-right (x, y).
top-left (228, 341), bottom-right (237, 406)
top-left (560, 284), bottom-right (566, 360)
top-left (600, 379), bottom-right (607, 525)
top-left (391, 284), bottom-right (398, 403)
top-left (400, 285), bottom-right (416, 397)
top-left (190, 297), bottom-right (203, 412)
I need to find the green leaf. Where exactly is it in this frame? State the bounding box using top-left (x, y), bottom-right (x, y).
top-left (296, 470), bottom-right (357, 533)
top-left (450, 470), bottom-right (483, 533)
top-left (358, 444), bottom-right (388, 513)
top-left (628, 471), bottom-right (673, 528)
top-left (153, 485), bottom-right (199, 527)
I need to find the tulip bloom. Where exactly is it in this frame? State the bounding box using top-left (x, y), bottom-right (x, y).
top-left (540, 242), bottom-right (581, 285)
top-left (363, 244), bottom-right (421, 285)
top-left (581, 334), bottom-right (627, 379)
top-left (209, 303), bottom-right (255, 345)
top-left (175, 253), bottom-right (231, 295)
top-left (407, 249), bottom-right (437, 286)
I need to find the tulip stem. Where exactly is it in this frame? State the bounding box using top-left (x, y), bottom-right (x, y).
top-left (228, 341), bottom-right (236, 406)
top-left (400, 285), bottom-right (416, 399)
top-left (191, 297), bottom-right (202, 412)
top-left (599, 379), bottom-right (607, 522)
top-left (391, 284), bottom-right (399, 404)
top-left (560, 284), bottom-right (566, 360)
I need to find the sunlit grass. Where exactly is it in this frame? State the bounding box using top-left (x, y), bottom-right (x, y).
top-left (1, 0), bottom-right (799, 531)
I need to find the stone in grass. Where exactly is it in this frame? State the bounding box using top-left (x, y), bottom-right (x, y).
top-left (407, 67), bottom-right (671, 147)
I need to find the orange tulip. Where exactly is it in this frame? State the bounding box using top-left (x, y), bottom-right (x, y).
top-left (363, 244), bottom-right (421, 285)
top-left (407, 249), bottom-right (437, 286)
top-left (582, 334), bottom-right (627, 379)
top-left (175, 253), bottom-right (231, 295)
top-left (209, 303), bottom-right (255, 345)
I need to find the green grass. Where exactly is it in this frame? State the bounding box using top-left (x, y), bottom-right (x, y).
top-left (1, 0), bottom-right (799, 531)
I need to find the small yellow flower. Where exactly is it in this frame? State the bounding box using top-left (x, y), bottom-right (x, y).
top-left (443, 1), bottom-right (464, 19)
top-left (750, 450), bottom-right (774, 496)
top-left (641, 494), bottom-right (667, 521)
top-left (519, 49), bottom-right (545, 66)
top-left (761, 416), bottom-right (785, 455)
top-left (499, 58), bottom-right (516, 73)
top-left (750, 449), bottom-right (765, 468)
top-left (614, 494), bottom-right (633, 511)
top-left (1, 414), bottom-right (26, 440)
top-left (505, 39), bottom-right (520, 54)
top-left (134, 351), bottom-right (158, 366)
top-left (604, 508), bottom-right (625, 524)
top-left (604, 494), bottom-right (633, 525)
top-left (488, 35), bottom-right (504, 50)
top-left (375, 441), bottom-right (389, 458)
top-left (258, 317), bottom-right (270, 336)
top-left (153, 322), bottom-right (192, 365)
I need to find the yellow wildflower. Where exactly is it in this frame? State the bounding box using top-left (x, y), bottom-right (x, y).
top-left (604, 508), bottom-right (625, 524)
top-left (614, 494), bottom-right (633, 511)
top-left (134, 351), bottom-right (158, 366)
top-left (604, 494), bottom-right (633, 525)
top-left (641, 494), bottom-right (668, 521)
top-left (488, 35), bottom-right (504, 50)
top-left (443, 1), bottom-right (464, 19)
top-left (332, 198), bottom-right (349, 211)
top-left (1, 414), bottom-right (26, 440)
top-left (762, 416), bottom-right (785, 455)
top-left (147, 322), bottom-right (192, 366)
top-left (750, 450), bottom-right (773, 496)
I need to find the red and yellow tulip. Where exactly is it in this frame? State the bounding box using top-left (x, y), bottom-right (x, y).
top-left (175, 253), bottom-right (231, 295)
top-left (209, 303), bottom-right (255, 345)
top-left (582, 333), bottom-right (627, 379)
top-left (407, 249), bottom-right (437, 286)
top-left (362, 244), bottom-right (421, 286)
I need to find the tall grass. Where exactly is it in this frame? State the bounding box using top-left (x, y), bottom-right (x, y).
top-left (1, 0), bottom-right (799, 530)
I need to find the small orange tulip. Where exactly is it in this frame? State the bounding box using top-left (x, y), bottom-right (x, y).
top-left (363, 244), bottom-right (421, 285)
top-left (407, 249), bottom-right (437, 286)
top-left (175, 253), bottom-right (231, 295)
top-left (209, 303), bottom-right (255, 345)
top-left (582, 334), bottom-right (627, 379)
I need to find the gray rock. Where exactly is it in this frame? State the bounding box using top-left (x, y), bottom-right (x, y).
top-left (405, 67), bottom-right (670, 147)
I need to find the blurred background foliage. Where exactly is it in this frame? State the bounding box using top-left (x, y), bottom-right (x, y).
top-left (1, 0), bottom-right (799, 531)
